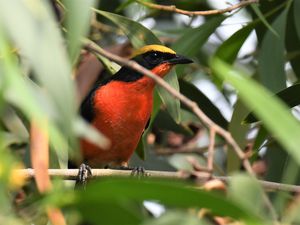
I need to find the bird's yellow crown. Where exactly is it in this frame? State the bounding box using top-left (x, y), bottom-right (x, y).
top-left (130, 45), bottom-right (176, 58)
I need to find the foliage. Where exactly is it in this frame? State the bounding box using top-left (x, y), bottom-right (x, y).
top-left (0, 0), bottom-right (300, 224)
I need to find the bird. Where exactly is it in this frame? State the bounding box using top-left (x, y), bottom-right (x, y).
top-left (77, 44), bottom-right (193, 183)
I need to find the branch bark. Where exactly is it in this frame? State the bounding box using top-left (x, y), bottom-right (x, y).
top-left (136, 0), bottom-right (259, 17)
top-left (16, 168), bottom-right (300, 193)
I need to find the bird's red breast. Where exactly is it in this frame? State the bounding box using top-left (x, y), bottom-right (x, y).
top-left (80, 63), bottom-right (173, 167)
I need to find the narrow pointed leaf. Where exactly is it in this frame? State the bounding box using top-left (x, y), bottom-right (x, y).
top-left (211, 58), bottom-right (300, 166)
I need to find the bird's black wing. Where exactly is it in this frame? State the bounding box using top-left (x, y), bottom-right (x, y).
top-left (80, 88), bottom-right (96, 123)
top-left (80, 72), bottom-right (113, 122)
top-left (144, 117), bottom-right (150, 131)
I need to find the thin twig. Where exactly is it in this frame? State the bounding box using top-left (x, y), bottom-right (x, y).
top-left (15, 169), bottom-right (300, 193)
top-left (136, 0), bottom-right (258, 17)
top-left (155, 144), bottom-right (221, 155)
top-left (83, 40), bottom-right (277, 220)
top-left (207, 129), bottom-right (216, 173)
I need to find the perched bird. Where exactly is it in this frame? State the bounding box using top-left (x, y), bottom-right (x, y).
top-left (78, 44), bottom-right (192, 181)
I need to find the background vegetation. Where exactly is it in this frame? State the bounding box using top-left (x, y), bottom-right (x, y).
top-left (0, 0), bottom-right (300, 224)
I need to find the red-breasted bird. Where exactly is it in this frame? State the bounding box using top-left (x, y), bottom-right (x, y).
top-left (78, 45), bottom-right (192, 181)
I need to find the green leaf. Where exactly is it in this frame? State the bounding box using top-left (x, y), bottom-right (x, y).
top-left (265, 143), bottom-right (288, 182)
top-left (1, 107), bottom-right (28, 140)
top-left (74, 178), bottom-right (264, 224)
top-left (116, 0), bottom-right (135, 12)
top-left (214, 23), bottom-right (254, 64)
top-left (93, 9), bottom-right (181, 122)
top-left (0, 131), bottom-right (26, 149)
top-left (77, 201), bottom-right (143, 225)
top-left (172, 16), bottom-right (224, 76)
top-left (227, 101), bottom-right (249, 173)
top-left (228, 174), bottom-right (266, 218)
top-left (211, 58), bottom-right (300, 166)
top-left (135, 90), bottom-right (162, 160)
top-left (251, 127), bottom-right (268, 159)
top-left (0, 0), bottom-right (76, 136)
top-left (143, 211), bottom-right (210, 225)
top-left (172, 16), bottom-right (225, 57)
top-left (93, 9), bottom-right (159, 48)
top-left (95, 53), bottom-right (120, 75)
top-left (154, 110), bottom-right (192, 136)
top-left (73, 118), bottom-right (110, 150)
top-left (179, 79), bottom-right (228, 129)
top-left (157, 71), bottom-right (181, 123)
top-left (63, 0), bottom-right (95, 64)
top-left (258, 8), bottom-right (288, 92)
top-left (251, 4), bottom-right (278, 37)
top-left (135, 138), bottom-right (145, 160)
top-left (0, 25), bottom-right (48, 124)
top-left (286, 2), bottom-right (300, 79)
top-left (213, 22), bottom-right (255, 172)
top-left (244, 83), bottom-right (300, 123)
top-left (294, 0), bottom-right (300, 39)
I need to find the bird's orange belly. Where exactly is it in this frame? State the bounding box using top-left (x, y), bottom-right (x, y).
top-left (80, 80), bottom-right (153, 167)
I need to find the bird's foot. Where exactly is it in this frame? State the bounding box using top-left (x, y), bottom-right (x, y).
top-left (105, 165), bottom-right (147, 177)
top-left (130, 166), bottom-right (146, 177)
top-left (75, 163), bottom-right (92, 189)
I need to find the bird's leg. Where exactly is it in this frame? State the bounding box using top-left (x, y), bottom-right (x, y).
top-left (130, 166), bottom-right (146, 177)
top-left (105, 162), bottom-right (146, 177)
top-left (75, 163), bottom-right (92, 189)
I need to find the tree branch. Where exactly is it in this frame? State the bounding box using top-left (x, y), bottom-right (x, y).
top-left (16, 168), bottom-right (300, 193)
top-left (136, 0), bottom-right (259, 17)
top-left (207, 129), bottom-right (216, 173)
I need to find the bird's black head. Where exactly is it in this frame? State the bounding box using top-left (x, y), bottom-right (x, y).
top-left (112, 45), bottom-right (193, 82)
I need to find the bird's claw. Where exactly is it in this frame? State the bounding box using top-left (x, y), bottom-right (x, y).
top-left (105, 165), bottom-right (147, 178)
top-left (76, 163), bottom-right (92, 189)
top-left (130, 166), bottom-right (146, 177)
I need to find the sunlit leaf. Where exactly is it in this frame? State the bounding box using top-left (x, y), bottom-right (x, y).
top-left (244, 83), bottom-right (300, 123)
top-left (211, 58), bottom-right (300, 165)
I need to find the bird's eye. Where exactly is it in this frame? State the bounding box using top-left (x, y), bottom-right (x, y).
top-left (147, 52), bottom-right (159, 61)
top-left (144, 51), bottom-right (162, 65)
top-left (151, 52), bottom-right (158, 58)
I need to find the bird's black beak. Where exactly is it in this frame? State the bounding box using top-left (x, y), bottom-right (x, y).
top-left (167, 54), bottom-right (193, 65)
